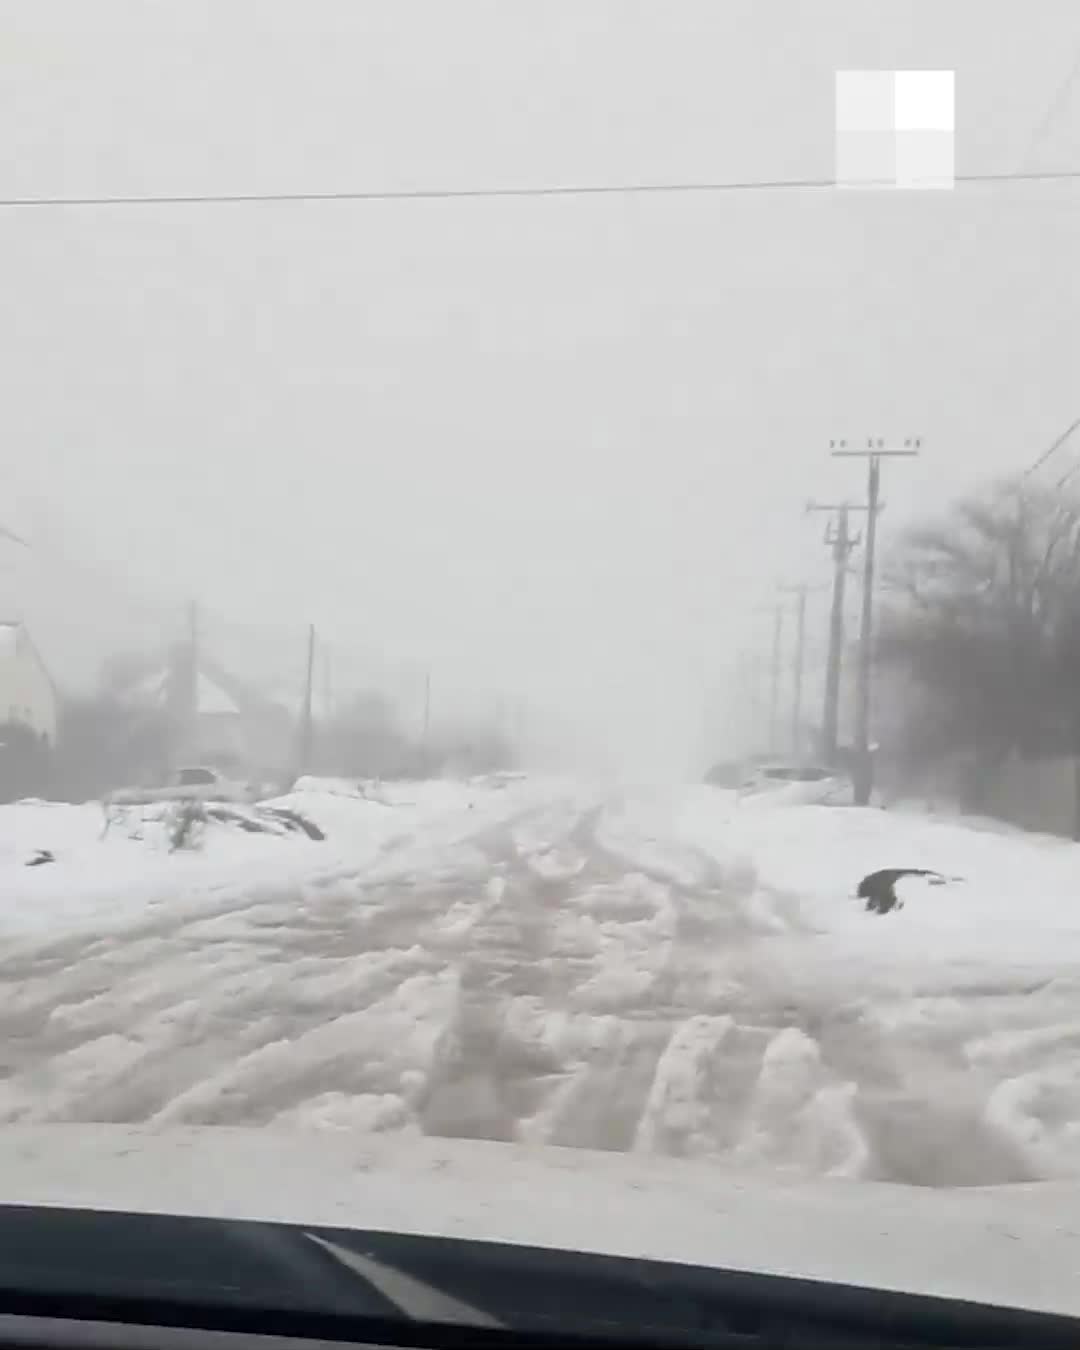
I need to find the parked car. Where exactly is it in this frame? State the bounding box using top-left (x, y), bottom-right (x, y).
top-left (737, 760), bottom-right (855, 806)
top-left (109, 765), bottom-right (261, 806)
top-left (704, 759), bottom-right (743, 788)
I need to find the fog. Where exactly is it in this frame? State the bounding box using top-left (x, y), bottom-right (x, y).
top-left (1, 0), bottom-right (1077, 777)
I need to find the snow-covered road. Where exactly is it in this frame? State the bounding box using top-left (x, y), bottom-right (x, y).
top-left (4, 777), bottom-right (1080, 1188)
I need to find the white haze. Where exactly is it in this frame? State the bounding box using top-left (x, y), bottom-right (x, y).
top-left (0, 0), bottom-right (1077, 775)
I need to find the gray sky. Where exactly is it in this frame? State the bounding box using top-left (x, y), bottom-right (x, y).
top-left (1, 0), bottom-right (1078, 774)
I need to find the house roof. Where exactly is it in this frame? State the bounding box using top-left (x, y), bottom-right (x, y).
top-left (132, 661), bottom-right (252, 719)
top-left (0, 621), bottom-right (58, 698)
top-left (195, 671), bottom-right (241, 716)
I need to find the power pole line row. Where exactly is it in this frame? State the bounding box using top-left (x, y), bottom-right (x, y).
top-left (758, 583), bottom-right (822, 757)
top-left (827, 438), bottom-right (921, 804)
top-left (778, 581), bottom-right (825, 758)
top-left (804, 501), bottom-right (864, 762)
top-left (768, 600), bottom-right (785, 753)
top-left (296, 622), bottom-right (317, 780)
top-left (763, 439), bottom-right (922, 801)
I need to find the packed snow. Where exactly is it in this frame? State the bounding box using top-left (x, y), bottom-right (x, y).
top-left (4, 775), bottom-right (1080, 1188)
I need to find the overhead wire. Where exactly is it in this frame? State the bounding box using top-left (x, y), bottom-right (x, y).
top-left (0, 166), bottom-right (1079, 209)
top-left (1024, 417), bottom-right (1080, 479)
top-left (1016, 28), bottom-right (1080, 171)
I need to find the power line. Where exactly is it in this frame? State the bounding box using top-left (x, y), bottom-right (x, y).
top-left (1057, 460), bottom-right (1080, 491)
top-left (1018, 32), bottom-right (1080, 172)
top-left (0, 166), bottom-right (1079, 210)
top-left (778, 582), bottom-right (826, 758)
top-left (0, 521), bottom-right (28, 548)
top-left (1023, 415), bottom-right (1080, 478)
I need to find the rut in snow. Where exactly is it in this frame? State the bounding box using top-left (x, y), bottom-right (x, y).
top-left (0, 785), bottom-right (1070, 1186)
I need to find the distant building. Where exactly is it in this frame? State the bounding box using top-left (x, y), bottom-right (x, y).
top-left (189, 671), bottom-right (248, 765)
top-left (0, 620), bottom-right (57, 801)
top-left (133, 650), bottom-right (292, 778)
top-left (0, 620), bottom-right (58, 745)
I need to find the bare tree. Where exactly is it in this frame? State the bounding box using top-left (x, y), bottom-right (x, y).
top-left (417, 721), bottom-right (518, 778)
top-left (316, 690), bottom-right (412, 780)
top-left (52, 671), bottom-right (172, 802)
top-left (878, 477), bottom-right (1080, 824)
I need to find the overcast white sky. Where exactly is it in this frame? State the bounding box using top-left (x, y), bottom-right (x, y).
top-left (1, 1), bottom-right (1077, 774)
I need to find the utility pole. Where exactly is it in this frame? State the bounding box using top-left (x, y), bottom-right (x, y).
top-left (768, 601), bottom-right (785, 754)
top-left (188, 599), bottom-right (199, 674)
top-left (322, 642), bottom-right (334, 724)
top-left (806, 503), bottom-right (864, 763)
top-left (792, 587), bottom-right (806, 756)
top-left (513, 696), bottom-right (526, 745)
top-left (779, 584), bottom-right (820, 757)
top-left (732, 647), bottom-right (766, 755)
top-left (184, 600), bottom-right (200, 751)
top-left (832, 437), bottom-right (921, 803)
top-left (297, 623), bottom-right (316, 778)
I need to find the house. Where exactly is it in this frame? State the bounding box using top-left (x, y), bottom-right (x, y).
top-left (190, 671), bottom-right (248, 765)
top-left (132, 649), bottom-right (292, 779)
top-left (0, 620), bottom-right (57, 801)
top-left (0, 620), bottom-right (57, 745)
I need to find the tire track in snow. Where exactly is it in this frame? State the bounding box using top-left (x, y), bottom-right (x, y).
top-left (1, 782), bottom-right (1069, 1186)
top-left (0, 793), bottom-right (563, 1126)
top-left (0, 789), bottom-right (811, 1153)
top-left (414, 796), bottom-right (795, 1154)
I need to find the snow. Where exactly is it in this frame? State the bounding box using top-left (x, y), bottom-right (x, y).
top-left (3, 777), bottom-right (1080, 1192)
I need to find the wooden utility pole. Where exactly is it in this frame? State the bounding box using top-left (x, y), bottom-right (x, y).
top-left (733, 647), bottom-right (766, 755)
top-left (768, 601), bottom-right (785, 754)
top-left (779, 583), bottom-right (821, 757)
top-left (832, 437), bottom-right (921, 803)
top-left (183, 600), bottom-right (200, 749)
top-left (187, 601), bottom-right (199, 671)
top-left (297, 623), bottom-right (316, 777)
top-left (806, 504), bottom-right (864, 763)
top-left (321, 642), bottom-right (334, 724)
top-left (792, 587), bottom-right (806, 755)
top-left (512, 696), bottom-right (526, 745)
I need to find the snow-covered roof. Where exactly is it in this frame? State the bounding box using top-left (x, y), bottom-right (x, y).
top-left (195, 671), bottom-right (241, 716)
top-left (0, 621), bottom-right (56, 695)
top-left (129, 667), bottom-right (242, 717)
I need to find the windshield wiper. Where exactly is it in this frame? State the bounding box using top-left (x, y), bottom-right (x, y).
top-left (303, 1234), bottom-right (503, 1329)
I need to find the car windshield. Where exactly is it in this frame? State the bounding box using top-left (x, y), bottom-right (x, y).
top-left (0, 0), bottom-right (1079, 1330)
